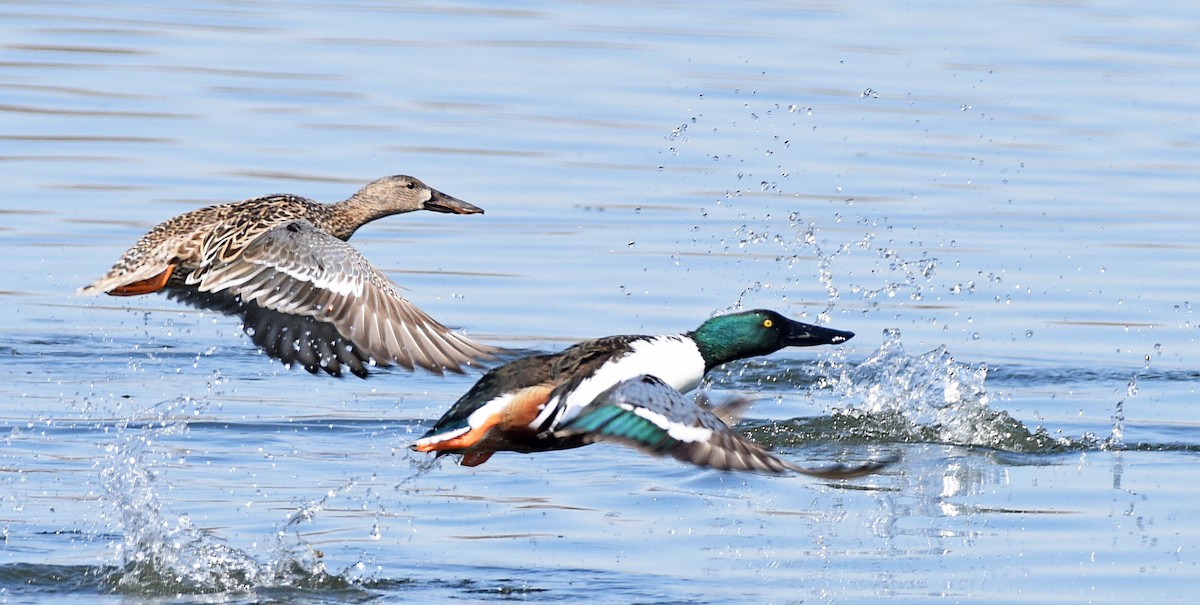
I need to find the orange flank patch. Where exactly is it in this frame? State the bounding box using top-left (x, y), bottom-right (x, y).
top-left (499, 384), bottom-right (555, 430)
top-left (460, 452), bottom-right (495, 467)
top-left (108, 265), bottom-right (176, 296)
top-left (412, 384), bottom-right (557, 467)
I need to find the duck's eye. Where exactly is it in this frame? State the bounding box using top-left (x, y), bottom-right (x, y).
top-left (405, 182), bottom-right (416, 189)
top-left (763, 319), bottom-right (774, 328)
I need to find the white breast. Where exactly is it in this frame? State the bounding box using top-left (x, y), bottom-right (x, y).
top-left (537, 336), bottom-right (706, 428)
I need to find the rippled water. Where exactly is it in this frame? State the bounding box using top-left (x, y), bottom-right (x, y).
top-left (3, 0), bottom-right (1198, 603)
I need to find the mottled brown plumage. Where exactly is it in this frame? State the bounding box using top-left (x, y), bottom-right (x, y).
top-left (80, 175), bottom-right (500, 377)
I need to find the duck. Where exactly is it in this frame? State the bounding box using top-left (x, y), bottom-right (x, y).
top-left (413, 309), bottom-right (884, 476)
top-left (79, 175), bottom-right (500, 378)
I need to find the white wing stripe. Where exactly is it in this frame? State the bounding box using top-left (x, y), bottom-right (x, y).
top-left (188, 220), bottom-right (493, 373)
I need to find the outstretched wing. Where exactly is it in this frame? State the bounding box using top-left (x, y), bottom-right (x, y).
top-left (553, 375), bottom-right (789, 472)
top-left (556, 375), bottom-right (894, 478)
top-left (168, 219), bottom-right (498, 376)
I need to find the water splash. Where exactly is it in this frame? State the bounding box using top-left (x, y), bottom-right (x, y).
top-left (815, 330), bottom-right (1073, 453)
top-left (1104, 375), bottom-right (1137, 450)
top-left (732, 216), bottom-right (939, 325)
top-left (96, 398), bottom-right (356, 596)
top-left (395, 451), bottom-right (446, 490)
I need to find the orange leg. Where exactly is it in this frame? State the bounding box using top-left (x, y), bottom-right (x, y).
top-left (460, 452), bottom-right (495, 467)
top-left (108, 265), bottom-right (176, 296)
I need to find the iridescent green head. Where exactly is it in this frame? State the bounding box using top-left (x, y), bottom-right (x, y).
top-left (688, 309), bottom-right (854, 371)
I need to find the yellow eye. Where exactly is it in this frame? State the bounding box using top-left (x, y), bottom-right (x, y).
top-left (763, 319), bottom-right (773, 328)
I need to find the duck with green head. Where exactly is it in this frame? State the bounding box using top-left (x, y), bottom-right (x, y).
top-left (414, 309), bottom-right (883, 476)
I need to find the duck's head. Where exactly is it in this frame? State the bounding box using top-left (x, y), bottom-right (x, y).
top-left (689, 309), bottom-right (854, 370)
top-left (351, 175), bottom-right (484, 216)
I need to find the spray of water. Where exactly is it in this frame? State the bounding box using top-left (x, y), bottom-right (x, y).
top-left (95, 398), bottom-right (355, 595)
top-left (814, 330), bottom-right (1075, 453)
top-left (684, 97), bottom-right (1137, 458)
top-left (1103, 375), bottom-right (1136, 451)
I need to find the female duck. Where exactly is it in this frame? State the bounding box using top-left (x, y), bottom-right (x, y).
top-left (80, 175), bottom-right (498, 377)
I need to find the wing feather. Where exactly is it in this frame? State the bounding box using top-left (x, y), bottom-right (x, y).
top-left (168, 220), bottom-right (498, 376)
top-left (557, 375), bottom-right (893, 477)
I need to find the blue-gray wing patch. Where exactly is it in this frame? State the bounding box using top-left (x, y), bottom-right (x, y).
top-left (557, 375), bottom-right (894, 478)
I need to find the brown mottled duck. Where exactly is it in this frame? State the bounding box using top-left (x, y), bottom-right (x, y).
top-left (80, 175), bottom-right (500, 378)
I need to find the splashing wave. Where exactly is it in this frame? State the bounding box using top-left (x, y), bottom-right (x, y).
top-left (749, 330), bottom-right (1098, 454)
top-left (96, 398), bottom-right (358, 596)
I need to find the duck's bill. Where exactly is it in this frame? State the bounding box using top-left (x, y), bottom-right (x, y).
top-left (425, 189), bottom-right (484, 215)
top-left (784, 319), bottom-right (855, 346)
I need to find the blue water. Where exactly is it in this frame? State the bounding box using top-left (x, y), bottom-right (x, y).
top-left (2, 0), bottom-right (1198, 603)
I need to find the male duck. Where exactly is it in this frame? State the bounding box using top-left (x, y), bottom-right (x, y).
top-left (413, 309), bottom-right (883, 476)
top-left (80, 175), bottom-right (499, 377)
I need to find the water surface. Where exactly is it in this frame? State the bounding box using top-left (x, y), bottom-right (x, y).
top-left (2, 1), bottom-right (1198, 603)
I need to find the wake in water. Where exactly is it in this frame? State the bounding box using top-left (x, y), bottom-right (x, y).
top-left (748, 330), bottom-right (1121, 454)
top-left (820, 330), bottom-right (1077, 452)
